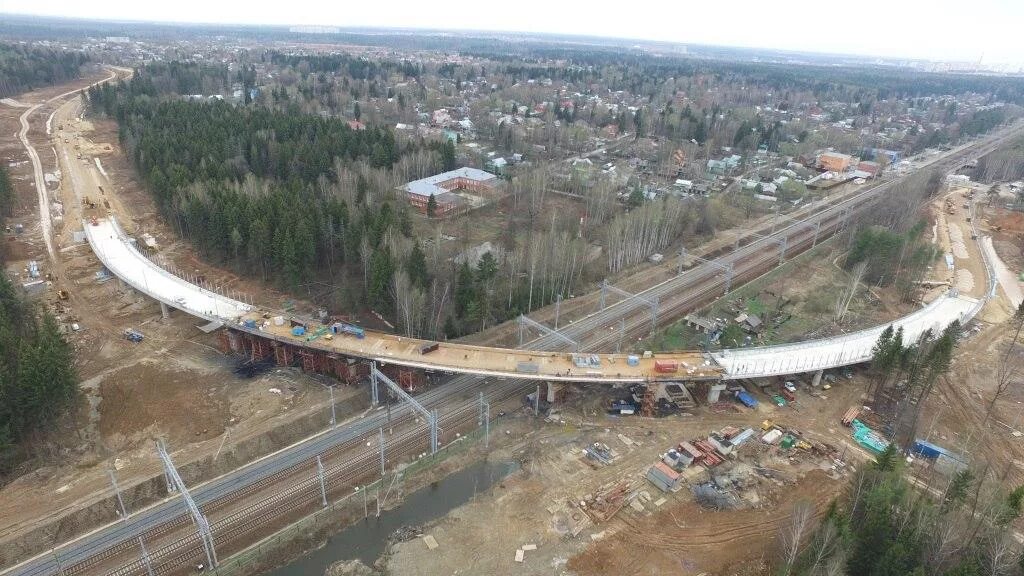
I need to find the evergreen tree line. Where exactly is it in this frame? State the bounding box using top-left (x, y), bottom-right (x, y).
top-left (85, 70), bottom-right (429, 293)
top-left (0, 167), bottom-right (78, 476)
top-left (266, 51), bottom-right (422, 80)
top-left (0, 43), bottom-right (88, 98)
top-left (0, 165), bottom-right (12, 255)
top-left (0, 272), bottom-right (77, 476)
top-left (866, 322), bottom-right (958, 447)
top-left (778, 443), bottom-right (1024, 576)
top-left (83, 63), bottom-right (604, 339)
top-left (489, 48), bottom-right (1024, 104)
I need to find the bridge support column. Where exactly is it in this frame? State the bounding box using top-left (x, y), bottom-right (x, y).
top-left (160, 301), bottom-right (170, 319)
top-left (812, 369), bottom-right (824, 388)
top-left (707, 383), bottom-right (727, 404)
top-left (547, 381), bottom-right (569, 404)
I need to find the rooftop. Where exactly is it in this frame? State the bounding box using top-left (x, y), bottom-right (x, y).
top-left (405, 167), bottom-right (498, 197)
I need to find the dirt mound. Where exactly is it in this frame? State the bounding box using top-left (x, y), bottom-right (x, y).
top-left (98, 361), bottom-right (230, 449)
top-left (991, 210), bottom-right (1024, 234)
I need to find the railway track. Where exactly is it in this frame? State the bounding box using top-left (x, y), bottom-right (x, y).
top-left (9, 125), bottom-right (1020, 576)
top-left (58, 380), bottom-right (530, 576)
top-left (525, 127), bottom-right (1021, 353)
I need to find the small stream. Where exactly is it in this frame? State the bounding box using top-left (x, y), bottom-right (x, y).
top-left (265, 459), bottom-right (519, 576)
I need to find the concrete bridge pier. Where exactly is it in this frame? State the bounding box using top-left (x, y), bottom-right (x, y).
top-left (707, 383), bottom-right (727, 404)
top-left (160, 301), bottom-right (170, 319)
top-left (546, 381), bottom-right (569, 404)
top-left (811, 370), bottom-right (823, 387)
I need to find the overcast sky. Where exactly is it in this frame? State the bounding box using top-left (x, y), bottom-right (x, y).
top-left (4, 0), bottom-right (1023, 64)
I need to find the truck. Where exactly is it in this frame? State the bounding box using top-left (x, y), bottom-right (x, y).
top-left (734, 390), bottom-right (758, 408)
top-left (330, 322), bottom-right (365, 339)
top-left (654, 360), bottom-right (679, 374)
top-left (609, 400), bottom-right (637, 415)
top-left (123, 328), bottom-right (144, 343)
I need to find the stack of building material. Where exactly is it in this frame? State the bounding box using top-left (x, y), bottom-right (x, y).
top-left (728, 428), bottom-right (756, 446)
top-left (841, 406), bottom-right (862, 426)
top-left (677, 441), bottom-right (701, 465)
top-left (692, 439), bottom-right (725, 467)
top-left (584, 442), bottom-right (615, 465)
top-left (581, 480), bottom-right (634, 523)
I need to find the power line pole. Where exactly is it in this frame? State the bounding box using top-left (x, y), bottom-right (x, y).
top-left (316, 456), bottom-right (328, 508)
top-left (156, 440), bottom-right (218, 569)
top-left (138, 537), bottom-right (154, 576)
top-left (108, 469), bottom-right (129, 522)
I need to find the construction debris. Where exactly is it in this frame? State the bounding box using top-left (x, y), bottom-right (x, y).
top-left (579, 480), bottom-right (635, 523)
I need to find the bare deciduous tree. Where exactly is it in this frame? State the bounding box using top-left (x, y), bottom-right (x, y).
top-left (778, 500), bottom-right (816, 576)
top-left (834, 261), bottom-right (868, 323)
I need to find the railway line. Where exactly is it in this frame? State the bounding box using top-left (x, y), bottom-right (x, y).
top-left (7, 85), bottom-right (1020, 575)
top-left (533, 125), bottom-right (1021, 354)
top-left (71, 128), bottom-right (1024, 575)
top-left (42, 378), bottom-right (531, 576)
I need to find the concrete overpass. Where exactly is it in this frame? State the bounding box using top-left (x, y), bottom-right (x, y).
top-left (85, 213), bottom-right (983, 383)
top-left (85, 217), bottom-right (719, 382)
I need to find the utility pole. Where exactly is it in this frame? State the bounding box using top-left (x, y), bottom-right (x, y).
top-left (156, 440), bottom-right (217, 569)
top-left (617, 317), bottom-right (625, 353)
top-left (329, 385), bottom-right (336, 428)
top-left (484, 401), bottom-right (490, 448)
top-left (108, 469), bottom-right (129, 522)
top-left (554, 294), bottom-right (562, 329)
top-left (316, 456), bottom-right (328, 508)
top-left (138, 537), bottom-right (154, 576)
top-left (379, 427), bottom-right (386, 479)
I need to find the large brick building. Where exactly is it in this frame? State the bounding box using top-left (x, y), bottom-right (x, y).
top-left (817, 152), bottom-right (852, 173)
top-left (402, 168), bottom-right (498, 215)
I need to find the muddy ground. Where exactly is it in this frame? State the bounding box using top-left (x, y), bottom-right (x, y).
top-left (382, 379), bottom-right (865, 576)
top-left (0, 77), bottom-right (360, 567)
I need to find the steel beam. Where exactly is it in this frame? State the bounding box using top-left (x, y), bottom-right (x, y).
top-left (156, 440), bottom-right (217, 569)
top-left (599, 280), bottom-right (659, 330)
top-left (518, 315), bottom-right (579, 350)
top-left (688, 254), bottom-right (735, 294)
top-left (371, 364), bottom-right (438, 453)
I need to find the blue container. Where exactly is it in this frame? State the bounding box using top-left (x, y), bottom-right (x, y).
top-left (291, 326), bottom-right (306, 336)
top-left (911, 439), bottom-right (943, 459)
top-left (243, 319), bottom-right (257, 329)
top-left (627, 355), bottom-right (640, 366)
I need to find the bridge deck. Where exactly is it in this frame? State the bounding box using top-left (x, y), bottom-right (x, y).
top-left (712, 293), bottom-right (979, 379)
top-left (86, 217), bottom-right (720, 382)
top-left (86, 214), bottom-right (983, 383)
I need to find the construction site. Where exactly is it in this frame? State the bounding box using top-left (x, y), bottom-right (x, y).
top-left (3, 48), bottom-right (1024, 576)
